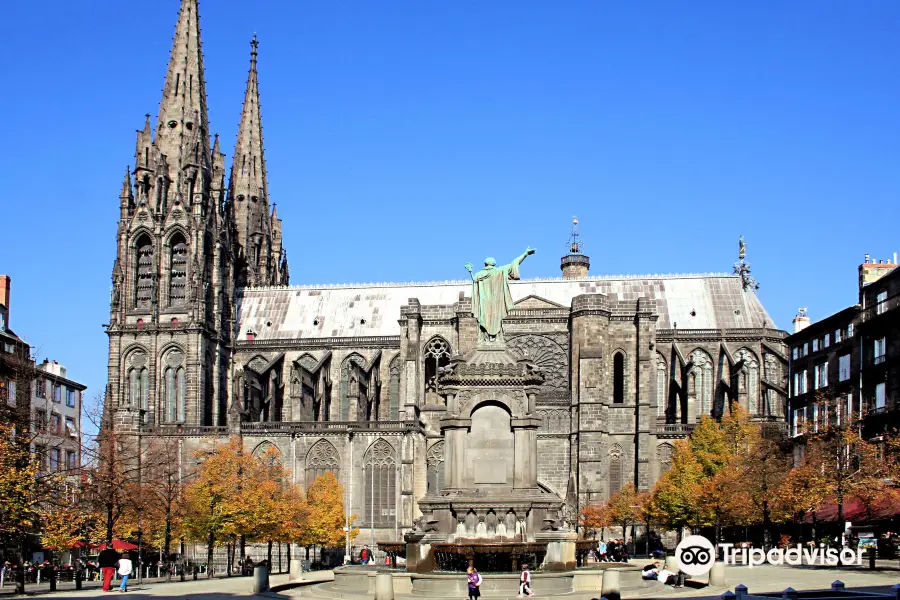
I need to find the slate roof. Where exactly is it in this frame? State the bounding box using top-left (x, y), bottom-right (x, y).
top-left (236, 273), bottom-right (776, 341)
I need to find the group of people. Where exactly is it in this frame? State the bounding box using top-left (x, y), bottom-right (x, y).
top-left (465, 564), bottom-right (534, 599)
top-left (594, 538), bottom-right (630, 563)
top-left (641, 560), bottom-right (685, 587)
top-left (97, 545), bottom-right (133, 592)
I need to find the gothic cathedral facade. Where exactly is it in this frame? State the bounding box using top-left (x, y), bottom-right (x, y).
top-left (106, 0), bottom-right (789, 545)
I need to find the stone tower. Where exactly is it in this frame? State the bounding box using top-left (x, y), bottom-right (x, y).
top-left (560, 218), bottom-right (590, 279)
top-left (106, 0), bottom-right (233, 430)
top-left (228, 37), bottom-right (289, 288)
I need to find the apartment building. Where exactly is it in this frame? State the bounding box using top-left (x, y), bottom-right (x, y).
top-left (31, 359), bottom-right (86, 472)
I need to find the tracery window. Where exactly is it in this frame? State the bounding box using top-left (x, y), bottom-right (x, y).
top-left (734, 348), bottom-right (760, 415)
top-left (162, 349), bottom-right (186, 423)
top-left (305, 440), bottom-right (340, 489)
top-left (656, 354), bottom-right (667, 417)
top-left (134, 234), bottom-right (154, 309)
top-left (388, 355), bottom-right (401, 420)
top-left (168, 233), bottom-right (188, 307)
top-left (126, 351), bottom-right (150, 415)
top-left (424, 338), bottom-right (451, 404)
top-left (688, 349), bottom-right (714, 418)
top-left (364, 439), bottom-right (396, 527)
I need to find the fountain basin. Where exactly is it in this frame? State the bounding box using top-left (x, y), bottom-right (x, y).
top-left (433, 541), bottom-right (548, 572)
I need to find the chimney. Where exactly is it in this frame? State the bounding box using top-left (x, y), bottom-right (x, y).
top-left (0, 275), bottom-right (9, 330)
top-left (792, 308), bottom-right (810, 334)
top-left (859, 252), bottom-right (897, 293)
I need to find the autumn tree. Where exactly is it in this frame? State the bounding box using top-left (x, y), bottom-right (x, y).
top-left (305, 471), bottom-right (358, 552)
top-left (652, 439), bottom-right (704, 536)
top-left (579, 504), bottom-right (609, 540)
top-left (606, 483), bottom-right (638, 538)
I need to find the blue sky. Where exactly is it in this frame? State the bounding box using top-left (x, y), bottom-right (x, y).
top-left (1, 0), bottom-right (898, 406)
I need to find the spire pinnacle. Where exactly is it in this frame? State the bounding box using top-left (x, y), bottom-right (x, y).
top-left (155, 0), bottom-right (210, 167)
top-left (120, 166), bottom-right (133, 199)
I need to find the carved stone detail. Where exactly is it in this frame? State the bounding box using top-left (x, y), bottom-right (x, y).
top-left (507, 334), bottom-right (568, 393)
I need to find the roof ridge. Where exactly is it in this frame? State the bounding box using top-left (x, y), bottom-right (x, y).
top-left (239, 272), bottom-right (737, 292)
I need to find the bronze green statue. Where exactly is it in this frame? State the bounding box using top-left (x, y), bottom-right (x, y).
top-left (465, 247), bottom-right (536, 342)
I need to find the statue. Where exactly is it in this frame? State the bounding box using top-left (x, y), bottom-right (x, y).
top-left (465, 247), bottom-right (535, 343)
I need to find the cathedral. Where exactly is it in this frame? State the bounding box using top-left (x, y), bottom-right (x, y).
top-left (106, 0), bottom-right (789, 546)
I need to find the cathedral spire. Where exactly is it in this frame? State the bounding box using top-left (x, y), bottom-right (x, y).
top-left (229, 35), bottom-right (269, 212)
top-left (155, 0), bottom-right (210, 168)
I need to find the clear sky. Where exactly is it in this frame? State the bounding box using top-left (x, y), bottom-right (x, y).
top-left (1, 0), bottom-right (898, 407)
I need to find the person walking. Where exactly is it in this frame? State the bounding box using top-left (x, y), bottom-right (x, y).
top-left (466, 566), bottom-right (482, 600)
top-left (359, 545), bottom-right (370, 565)
top-left (117, 554), bottom-right (133, 592)
top-left (517, 564), bottom-right (534, 597)
top-left (98, 545), bottom-right (120, 592)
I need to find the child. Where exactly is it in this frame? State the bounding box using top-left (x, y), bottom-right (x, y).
top-left (117, 554), bottom-right (133, 593)
top-left (466, 566), bottom-right (482, 600)
top-left (518, 564), bottom-right (534, 598)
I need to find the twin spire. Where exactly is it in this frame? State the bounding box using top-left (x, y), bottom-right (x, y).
top-left (126, 0), bottom-right (286, 286)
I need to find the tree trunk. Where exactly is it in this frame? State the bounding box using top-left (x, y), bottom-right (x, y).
top-left (239, 535), bottom-right (246, 563)
top-left (106, 502), bottom-right (114, 542)
top-left (762, 499), bottom-right (772, 551)
top-left (645, 521), bottom-right (651, 557)
top-left (206, 532), bottom-right (215, 578)
top-left (226, 543), bottom-right (232, 577)
top-left (15, 539), bottom-right (25, 595)
top-left (267, 540), bottom-right (273, 568)
top-left (164, 504), bottom-right (172, 581)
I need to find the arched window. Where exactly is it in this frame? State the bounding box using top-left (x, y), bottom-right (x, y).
top-left (126, 351), bottom-right (149, 414)
top-left (613, 353), bottom-right (625, 404)
top-left (424, 338), bottom-right (451, 405)
top-left (426, 441), bottom-right (444, 494)
top-left (305, 440), bottom-right (340, 489)
top-left (134, 234), bottom-right (154, 309)
top-left (364, 439), bottom-right (396, 527)
top-left (608, 444), bottom-right (623, 495)
top-left (688, 349), bottom-right (714, 418)
top-left (162, 349), bottom-right (186, 423)
top-left (168, 233), bottom-right (188, 307)
top-left (656, 353), bottom-right (667, 417)
top-left (388, 355), bottom-right (401, 420)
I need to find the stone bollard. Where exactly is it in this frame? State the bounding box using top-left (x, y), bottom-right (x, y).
top-left (709, 562), bottom-right (726, 587)
top-left (375, 572), bottom-right (395, 600)
top-left (723, 591), bottom-right (736, 600)
top-left (289, 559), bottom-right (304, 582)
top-left (601, 569), bottom-right (621, 600)
top-left (735, 583), bottom-right (748, 600)
top-left (252, 565), bottom-right (269, 594)
top-left (665, 556), bottom-right (679, 572)
top-left (783, 587), bottom-right (798, 600)
top-left (832, 581), bottom-right (845, 591)
top-left (75, 568), bottom-right (82, 590)
top-left (48, 567), bottom-right (56, 592)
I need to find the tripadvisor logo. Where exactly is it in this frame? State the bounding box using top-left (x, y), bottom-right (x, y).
top-left (676, 535), bottom-right (865, 574)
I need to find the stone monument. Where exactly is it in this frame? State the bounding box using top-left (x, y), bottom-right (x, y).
top-left (407, 248), bottom-right (576, 572)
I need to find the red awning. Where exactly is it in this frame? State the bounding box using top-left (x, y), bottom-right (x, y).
top-left (801, 490), bottom-right (900, 523)
top-left (92, 539), bottom-right (139, 551)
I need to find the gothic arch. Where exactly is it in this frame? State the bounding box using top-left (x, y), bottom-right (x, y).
top-left (423, 337), bottom-right (451, 403)
top-left (733, 347), bottom-right (760, 416)
top-left (252, 441), bottom-right (281, 466)
top-left (363, 439), bottom-right (397, 527)
top-left (426, 440), bottom-right (445, 494)
top-left (305, 439), bottom-right (340, 488)
top-left (612, 351), bottom-right (626, 404)
top-left (165, 230), bottom-right (188, 308)
top-left (247, 354), bottom-right (271, 373)
top-left (123, 347), bottom-right (150, 413)
top-left (688, 348), bottom-right (714, 419)
top-left (340, 353), bottom-right (366, 421)
top-left (160, 347), bottom-right (187, 423)
top-left (132, 231), bottom-right (155, 309)
top-left (297, 353), bottom-right (318, 370)
top-left (655, 352), bottom-right (668, 418)
top-left (128, 227), bottom-right (155, 247)
top-left (466, 398), bottom-right (514, 419)
top-left (388, 354), bottom-right (401, 420)
top-left (507, 334), bottom-right (569, 393)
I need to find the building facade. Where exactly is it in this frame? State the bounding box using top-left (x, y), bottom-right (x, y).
top-left (31, 360), bottom-right (86, 474)
top-left (786, 254), bottom-right (900, 444)
top-left (0, 275), bottom-right (34, 424)
top-left (105, 0), bottom-right (789, 546)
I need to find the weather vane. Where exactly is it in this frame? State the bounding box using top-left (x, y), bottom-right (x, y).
top-left (733, 235), bottom-right (759, 291)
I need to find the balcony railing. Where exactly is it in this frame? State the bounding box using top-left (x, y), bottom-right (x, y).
top-left (654, 423), bottom-right (697, 436)
top-left (862, 294), bottom-right (900, 322)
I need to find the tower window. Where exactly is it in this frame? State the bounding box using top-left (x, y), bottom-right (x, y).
top-left (613, 353), bottom-right (625, 404)
top-left (168, 234), bottom-right (188, 307)
top-left (134, 234), bottom-right (154, 309)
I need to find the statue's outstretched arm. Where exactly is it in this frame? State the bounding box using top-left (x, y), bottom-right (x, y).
top-left (513, 247), bottom-right (536, 266)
